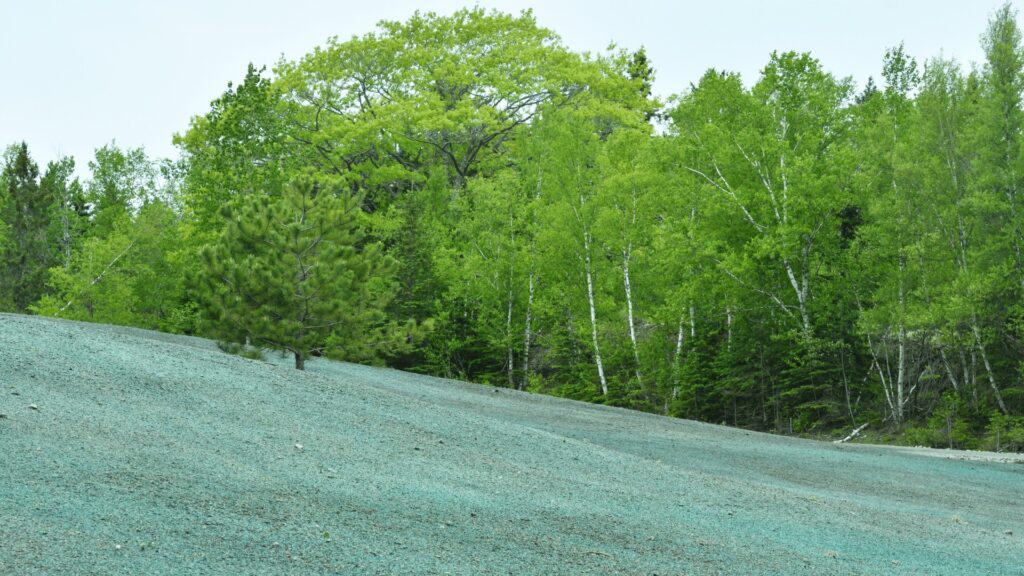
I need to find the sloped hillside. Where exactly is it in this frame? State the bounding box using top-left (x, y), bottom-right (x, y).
top-left (0, 314), bottom-right (1021, 575)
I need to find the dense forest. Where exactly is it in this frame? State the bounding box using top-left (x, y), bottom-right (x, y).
top-left (3, 6), bottom-right (1024, 450)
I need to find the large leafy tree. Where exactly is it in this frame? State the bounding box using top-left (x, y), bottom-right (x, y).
top-left (273, 8), bottom-right (635, 196)
top-left (967, 4), bottom-right (1024, 415)
top-left (975, 4), bottom-right (1024, 291)
top-left (440, 169), bottom-right (532, 384)
top-left (851, 44), bottom-right (925, 426)
top-left (87, 144), bottom-right (158, 235)
top-left (175, 64), bottom-right (295, 235)
top-left (673, 59), bottom-right (842, 339)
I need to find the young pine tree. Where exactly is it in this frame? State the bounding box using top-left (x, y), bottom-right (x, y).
top-left (197, 179), bottom-right (398, 369)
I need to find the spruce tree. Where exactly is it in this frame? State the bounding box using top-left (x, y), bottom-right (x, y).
top-left (628, 46), bottom-right (657, 121)
top-left (197, 179), bottom-right (397, 369)
top-left (1, 143), bottom-right (53, 312)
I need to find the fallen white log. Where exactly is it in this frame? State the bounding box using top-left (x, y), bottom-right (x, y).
top-left (834, 422), bottom-right (870, 444)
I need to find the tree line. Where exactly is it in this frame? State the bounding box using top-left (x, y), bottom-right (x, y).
top-left (3, 6), bottom-right (1024, 449)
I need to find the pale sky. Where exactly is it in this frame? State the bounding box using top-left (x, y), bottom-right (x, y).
top-left (0, 1), bottom-right (1016, 173)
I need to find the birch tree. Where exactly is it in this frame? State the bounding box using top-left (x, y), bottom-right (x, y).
top-left (671, 55), bottom-right (853, 341)
top-left (596, 130), bottom-right (657, 391)
top-left (852, 45), bottom-right (925, 425)
top-left (534, 109), bottom-right (613, 396)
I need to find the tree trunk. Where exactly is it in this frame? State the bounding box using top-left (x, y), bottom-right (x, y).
top-left (294, 351), bottom-right (305, 370)
top-left (783, 257), bottom-right (811, 338)
top-left (583, 231), bottom-right (607, 395)
top-left (506, 286), bottom-right (515, 388)
top-left (520, 169), bottom-right (542, 392)
top-left (972, 321), bottom-right (1008, 414)
top-left (834, 422), bottom-right (869, 444)
top-left (939, 347), bottom-right (960, 394)
top-left (520, 272), bottom-right (535, 391)
top-left (896, 325), bottom-right (906, 425)
top-left (506, 209), bottom-right (517, 388)
top-left (61, 201), bottom-right (72, 269)
top-left (968, 348), bottom-right (980, 410)
top-left (669, 313), bottom-right (687, 415)
top-left (896, 256), bottom-right (907, 424)
top-left (866, 331), bottom-right (897, 424)
top-left (673, 314), bottom-right (686, 373)
top-left (622, 245), bottom-right (642, 387)
top-left (725, 305), bottom-right (733, 352)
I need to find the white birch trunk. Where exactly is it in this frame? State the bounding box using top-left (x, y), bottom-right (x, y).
top-left (896, 325), bottom-right (906, 425)
top-left (866, 332), bottom-right (898, 422)
top-left (674, 315), bottom-right (686, 367)
top-left (520, 272), bottom-right (534, 391)
top-left (622, 244), bottom-right (642, 386)
top-left (725, 305), bottom-right (733, 352)
top-left (939, 347), bottom-right (960, 393)
top-left (61, 198), bottom-right (72, 269)
top-left (782, 257), bottom-right (811, 337)
top-left (507, 208), bottom-right (517, 387)
top-left (506, 288), bottom-right (515, 388)
top-left (583, 230), bottom-right (607, 395)
top-left (972, 321), bottom-right (1009, 414)
top-left (834, 422), bottom-right (869, 444)
top-left (520, 169), bottom-right (543, 391)
top-left (669, 313), bottom-right (687, 409)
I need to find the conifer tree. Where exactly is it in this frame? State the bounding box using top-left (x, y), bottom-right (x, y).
top-left (628, 46), bottom-right (657, 121)
top-left (1, 143), bottom-right (53, 312)
top-left (197, 179), bottom-right (397, 369)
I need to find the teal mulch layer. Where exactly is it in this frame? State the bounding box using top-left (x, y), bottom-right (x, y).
top-left (1, 313), bottom-right (1021, 575)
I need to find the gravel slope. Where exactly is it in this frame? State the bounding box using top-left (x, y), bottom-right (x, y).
top-left (1, 313), bottom-right (1022, 575)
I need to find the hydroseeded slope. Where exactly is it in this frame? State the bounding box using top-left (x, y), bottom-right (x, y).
top-left (0, 314), bottom-right (1021, 576)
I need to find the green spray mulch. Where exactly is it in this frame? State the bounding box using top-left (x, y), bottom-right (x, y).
top-left (1, 313), bottom-right (1021, 575)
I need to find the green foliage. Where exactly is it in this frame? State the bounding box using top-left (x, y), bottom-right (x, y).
top-left (174, 64), bottom-right (295, 235)
top-left (903, 394), bottom-right (977, 449)
top-left (33, 200), bottom-right (194, 333)
top-left (13, 6), bottom-right (1024, 448)
top-left (40, 156), bottom-right (89, 270)
top-left (986, 412), bottom-right (1024, 451)
top-left (1, 143), bottom-right (53, 312)
top-left (272, 7), bottom-right (636, 197)
top-left (196, 179), bottom-right (404, 369)
top-left (87, 144), bottom-right (157, 234)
